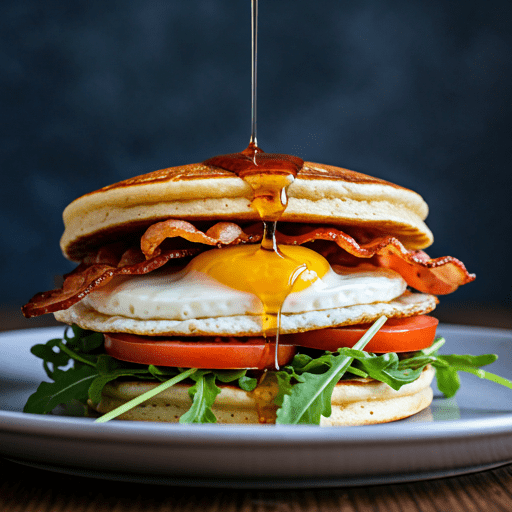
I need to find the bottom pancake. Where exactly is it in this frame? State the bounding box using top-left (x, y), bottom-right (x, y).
top-left (88, 366), bottom-right (435, 426)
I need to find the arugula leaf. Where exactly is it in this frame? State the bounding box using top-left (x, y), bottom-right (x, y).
top-left (64, 326), bottom-right (104, 353)
top-left (276, 351), bottom-right (361, 424)
top-left (57, 340), bottom-right (97, 367)
top-left (275, 316), bottom-right (388, 425)
top-left (179, 372), bottom-right (221, 424)
top-left (292, 353), bottom-right (333, 374)
top-left (274, 371), bottom-right (293, 409)
top-left (238, 374), bottom-right (258, 391)
top-left (88, 355), bottom-right (155, 404)
top-left (147, 364), bottom-right (180, 381)
top-left (338, 349), bottom-right (425, 390)
top-left (431, 353), bottom-right (508, 398)
top-left (434, 366), bottom-right (460, 398)
top-left (24, 365), bottom-right (98, 414)
top-left (30, 338), bottom-right (72, 379)
top-left (288, 353), bottom-right (314, 370)
top-left (213, 369), bottom-right (247, 382)
top-left (182, 369), bottom-right (256, 422)
top-left (396, 337), bottom-right (511, 398)
top-left (210, 368), bottom-right (258, 391)
top-left (436, 353), bottom-right (498, 368)
top-left (345, 365), bottom-right (368, 378)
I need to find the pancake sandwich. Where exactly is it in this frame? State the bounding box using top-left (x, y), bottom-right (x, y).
top-left (23, 146), bottom-right (486, 425)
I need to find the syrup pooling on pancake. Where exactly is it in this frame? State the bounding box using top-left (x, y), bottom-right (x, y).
top-left (203, 144), bottom-right (308, 366)
top-left (204, 143), bottom-right (303, 222)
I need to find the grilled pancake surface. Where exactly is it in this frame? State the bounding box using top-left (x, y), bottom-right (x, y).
top-left (61, 161), bottom-right (433, 260)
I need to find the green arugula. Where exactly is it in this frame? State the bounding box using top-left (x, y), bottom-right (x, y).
top-left (396, 337), bottom-right (511, 398)
top-left (179, 372), bottom-right (221, 423)
top-left (24, 365), bottom-right (98, 414)
top-left (96, 368), bottom-right (258, 424)
top-left (275, 316), bottom-right (388, 424)
top-left (24, 326), bottom-right (257, 422)
top-left (24, 323), bottom-right (512, 424)
top-left (274, 335), bottom-right (512, 424)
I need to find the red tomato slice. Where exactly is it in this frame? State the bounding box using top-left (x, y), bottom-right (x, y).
top-left (104, 333), bottom-right (297, 370)
top-left (284, 316), bottom-right (439, 353)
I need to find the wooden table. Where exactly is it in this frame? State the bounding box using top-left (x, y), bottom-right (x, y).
top-left (2, 305), bottom-right (512, 511)
top-left (1, 456), bottom-right (512, 511)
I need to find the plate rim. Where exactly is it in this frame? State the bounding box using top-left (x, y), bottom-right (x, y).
top-left (2, 323), bottom-right (512, 487)
top-left (2, 408), bottom-right (512, 442)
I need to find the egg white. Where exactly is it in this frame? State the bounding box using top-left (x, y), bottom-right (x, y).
top-left (82, 263), bottom-right (407, 321)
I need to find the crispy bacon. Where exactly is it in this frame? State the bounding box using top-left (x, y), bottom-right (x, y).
top-left (22, 247), bottom-right (200, 318)
top-left (139, 220), bottom-right (474, 295)
top-left (275, 227), bottom-right (474, 295)
top-left (141, 220), bottom-right (255, 259)
top-left (22, 220), bottom-right (474, 318)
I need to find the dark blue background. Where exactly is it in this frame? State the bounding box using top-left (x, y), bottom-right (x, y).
top-left (2, 0), bottom-right (511, 311)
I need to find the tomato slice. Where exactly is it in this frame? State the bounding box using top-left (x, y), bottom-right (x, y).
top-left (104, 333), bottom-right (297, 370)
top-left (284, 316), bottom-right (439, 353)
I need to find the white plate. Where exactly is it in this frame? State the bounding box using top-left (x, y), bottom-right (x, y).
top-left (1, 325), bottom-right (512, 488)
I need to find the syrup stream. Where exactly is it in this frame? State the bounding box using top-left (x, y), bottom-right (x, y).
top-left (250, 0), bottom-right (258, 147)
top-left (202, 0), bottom-right (306, 372)
top-left (261, 219), bottom-right (281, 368)
top-left (261, 220), bottom-right (278, 253)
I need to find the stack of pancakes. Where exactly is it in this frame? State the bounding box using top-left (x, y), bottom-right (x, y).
top-left (24, 160), bottom-right (473, 425)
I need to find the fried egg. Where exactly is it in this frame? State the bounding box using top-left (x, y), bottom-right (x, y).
top-left (83, 245), bottom-right (407, 323)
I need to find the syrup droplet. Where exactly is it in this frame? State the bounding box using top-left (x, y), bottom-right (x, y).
top-left (250, 0), bottom-right (258, 147)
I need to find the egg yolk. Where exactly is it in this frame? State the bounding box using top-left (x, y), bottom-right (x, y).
top-left (187, 244), bottom-right (330, 338)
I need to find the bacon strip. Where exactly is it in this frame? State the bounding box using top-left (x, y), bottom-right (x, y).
top-left (141, 220), bottom-right (254, 259)
top-left (275, 228), bottom-right (475, 295)
top-left (140, 220), bottom-right (474, 295)
top-left (22, 247), bottom-right (200, 318)
top-left (22, 220), bottom-right (474, 319)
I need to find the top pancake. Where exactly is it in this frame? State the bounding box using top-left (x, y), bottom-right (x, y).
top-left (60, 161), bottom-right (433, 261)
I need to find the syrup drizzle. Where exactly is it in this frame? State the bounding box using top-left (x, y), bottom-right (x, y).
top-left (250, 0), bottom-right (258, 147)
top-left (203, 149), bottom-right (305, 370)
top-left (202, 0), bottom-right (307, 370)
